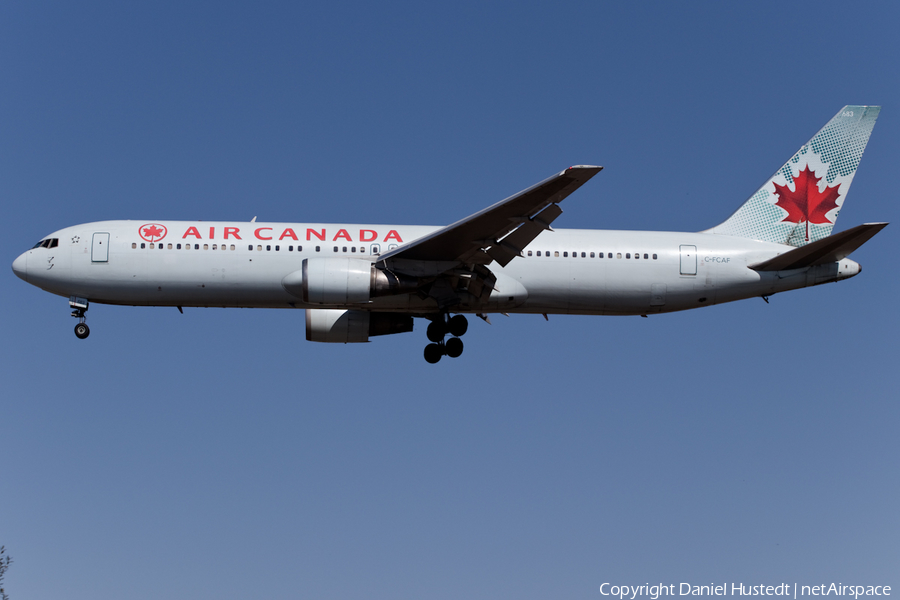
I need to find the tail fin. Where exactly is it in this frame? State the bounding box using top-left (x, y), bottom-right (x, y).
top-left (707, 105), bottom-right (880, 247)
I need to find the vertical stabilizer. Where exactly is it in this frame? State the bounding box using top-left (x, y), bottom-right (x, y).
top-left (707, 106), bottom-right (879, 247)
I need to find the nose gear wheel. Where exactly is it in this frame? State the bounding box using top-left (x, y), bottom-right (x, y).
top-left (69, 297), bottom-right (90, 339)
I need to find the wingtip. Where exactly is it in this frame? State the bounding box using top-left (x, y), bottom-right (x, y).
top-left (565, 165), bottom-right (603, 177)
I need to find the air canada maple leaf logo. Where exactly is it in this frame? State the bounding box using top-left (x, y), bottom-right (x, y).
top-left (772, 166), bottom-right (841, 241)
top-left (139, 223), bottom-right (167, 242)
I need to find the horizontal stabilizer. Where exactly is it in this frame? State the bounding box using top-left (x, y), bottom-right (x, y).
top-left (749, 223), bottom-right (887, 271)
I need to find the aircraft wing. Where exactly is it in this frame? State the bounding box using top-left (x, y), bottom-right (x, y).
top-left (377, 166), bottom-right (602, 270)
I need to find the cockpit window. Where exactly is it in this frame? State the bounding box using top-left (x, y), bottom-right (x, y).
top-left (32, 240), bottom-right (45, 248)
top-left (49, 238), bottom-right (58, 248)
top-left (32, 238), bottom-right (59, 249)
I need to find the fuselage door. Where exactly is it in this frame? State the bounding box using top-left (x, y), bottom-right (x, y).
top-left (679, 245), bottom-right (697, 275)
top-left (92, 233), bottom-right (110, 262)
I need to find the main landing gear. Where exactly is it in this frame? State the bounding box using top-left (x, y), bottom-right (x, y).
top-left (423, 314), bottom-right (468, 364)
top-left (70, 296), bottom-right (90, 339)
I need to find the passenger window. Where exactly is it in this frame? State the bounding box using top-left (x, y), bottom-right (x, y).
top-left (248, 245), bottom-right (253, 251)
top-left (212, 244), bottom-right (217, 250)
top-left (563, 252), bottom-right (568, 257)
top-left (626, 253), bottom-right (630, 259)
top-left (132, 243), bottom-right (137, 249)
top-left (581, 252), bottom-right (586, 258)
top-left (388, 244), bottom-right (398, 250)
top-left (590, 252), bottom-right (595, 258)
top-left (536, 251), bottom-right (541, 256)
top-left (275, 245), bottom-right (279, 251)
top-left (634, 253), bottom-right (639, 259)
top-left (256, 245), bottom-right (262, 251)
top-left (644, 253), bottom-right (648, 259)
top-left (527, 250), bottom-right (532, 256)
top-left (653, 253), bottom-right (658, 259)
top-left (195, 244), bottom-right (200, 250)
top-left (554, 251), bottom-right (559, 257)
top-left (230, 245), bottom-right (235, 250)
top-left (167, 243), bottom-right (172, 249)
top-left (342, 246), bottom-right (347, 252)
top-left (333, 246), bottom-right (338, 252)
top-left (316, 246), bottom-right (321, 252)
top-left (617, 253), bottom-right (622, 259)
top-left (141, 243), bottom-right (146, 249)
top-left (150, 243), bottom-right (155, 249)
top-left (203, 244), bottom-right (209, 250)
top-left (298, 246), bottom-right (302, 252)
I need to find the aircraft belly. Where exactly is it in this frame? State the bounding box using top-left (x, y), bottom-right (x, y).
top-left (516, 261), bottom-right (573, 312)
top-left (566, 260), bottom-right (606, 312)
top-left (708, 267), bottom-right (767, 305)
top-left (69, 247), bottom-right (300, 307)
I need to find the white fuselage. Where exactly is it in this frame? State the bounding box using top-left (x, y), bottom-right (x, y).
top-left (13, 220), bottom-right (861, 316)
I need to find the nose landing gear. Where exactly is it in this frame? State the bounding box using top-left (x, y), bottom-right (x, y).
top-left (423, 314), bottom-right (468, 363)
top-left (74, 322), bottom-right (90, 339)
top-left (70, 296), bottom-right (90, 339)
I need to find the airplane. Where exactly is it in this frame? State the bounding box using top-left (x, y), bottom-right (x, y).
top-left (12, 105), bottom-right (887, 363)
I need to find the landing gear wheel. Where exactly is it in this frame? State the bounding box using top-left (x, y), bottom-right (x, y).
top-left (448, 315), bottom-right (468, 337)
top-left (445, 336), bottom-right (463, 358)
top-left (424, 343), bottom-right (443, 364)
top-left (426, 321), bottom-right (447, 343)
top-left (74, 323), bottom-right (90, 339)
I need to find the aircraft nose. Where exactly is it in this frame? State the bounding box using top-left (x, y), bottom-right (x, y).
top-left (12, 252), bottom-right (27, 282)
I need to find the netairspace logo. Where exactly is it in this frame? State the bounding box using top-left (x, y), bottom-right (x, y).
top-left (599, 584), bottom-right (892, 600)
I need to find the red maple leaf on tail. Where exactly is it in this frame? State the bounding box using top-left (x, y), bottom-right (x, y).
top-left (772, 166), bottom-right (841, 241)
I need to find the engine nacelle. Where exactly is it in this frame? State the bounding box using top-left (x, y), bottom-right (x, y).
top-left (289, 258), bottom-right (420, 305)
top-left (305, 309), bottom-right (414, 343)
top-left (302, 257), bottom-right (373, 304)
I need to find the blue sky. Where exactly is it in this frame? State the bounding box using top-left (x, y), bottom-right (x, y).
top-left (2, 2), bottom-right (898, 598)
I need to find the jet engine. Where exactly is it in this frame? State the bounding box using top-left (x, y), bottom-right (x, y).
top-left (305, 309), bottom-right (414, 343)
top-left (287, 258), bottom-right (418, 305)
